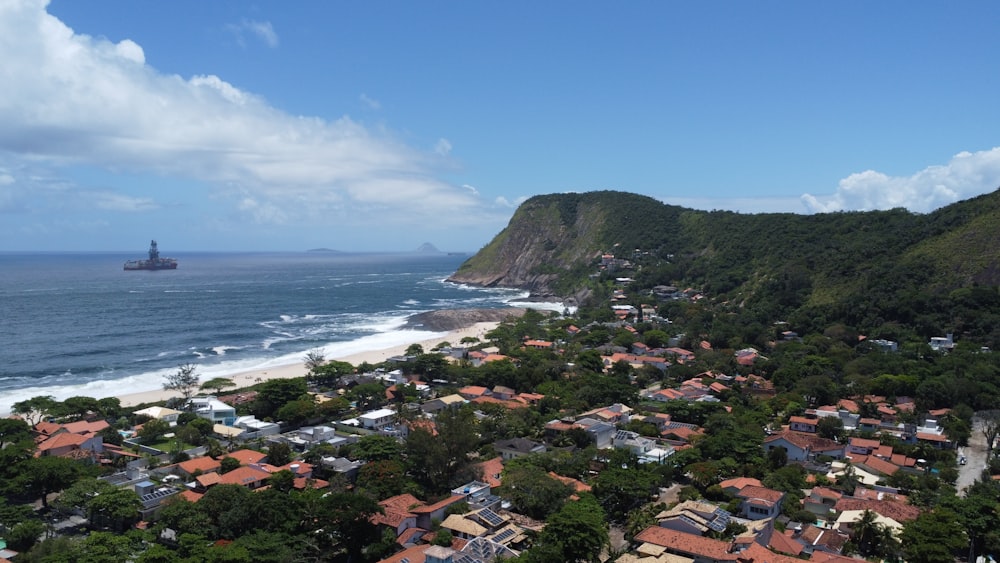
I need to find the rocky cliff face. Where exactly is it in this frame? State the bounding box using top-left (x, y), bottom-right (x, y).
top-left (446, 195), bottom-right (608, 300)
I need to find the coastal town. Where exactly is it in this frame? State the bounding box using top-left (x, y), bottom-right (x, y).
top-left (2, 253), bottom-right (998, 563)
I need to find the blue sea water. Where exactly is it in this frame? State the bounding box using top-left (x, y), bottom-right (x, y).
top-left (0, 251), bottom-right (533, 414)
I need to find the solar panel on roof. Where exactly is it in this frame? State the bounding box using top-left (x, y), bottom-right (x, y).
top-left (492, 528), bottom-right (516, 543)
top-left (478, 508), bottom-right (505, 527)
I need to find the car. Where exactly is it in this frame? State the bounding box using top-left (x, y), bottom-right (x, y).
top-left (960, 456), bottom-right (967, 465)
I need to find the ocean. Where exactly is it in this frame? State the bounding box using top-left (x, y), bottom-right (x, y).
top-left (0, 251), bottom-right (540, 414)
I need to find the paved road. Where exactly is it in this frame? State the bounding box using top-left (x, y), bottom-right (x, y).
top-left (956, 418), bottom-right (990, 495)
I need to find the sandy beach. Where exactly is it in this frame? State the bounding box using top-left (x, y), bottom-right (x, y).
top-left (115, 321), bottom-right (500, 408)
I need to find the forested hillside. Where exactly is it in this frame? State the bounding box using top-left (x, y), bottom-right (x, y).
top-left (450, 189), bottom-right (1000, 346)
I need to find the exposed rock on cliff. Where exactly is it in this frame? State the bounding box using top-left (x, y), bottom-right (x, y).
top-left (404, 308), bottom-right (527, 331)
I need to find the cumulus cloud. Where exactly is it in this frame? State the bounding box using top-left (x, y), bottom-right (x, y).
top-left (226, 19), bottom-right (279, 48)
top-left (802, 147), bottom-right (1000, 213)
top-left (0, 0), bottom-right (486, 229)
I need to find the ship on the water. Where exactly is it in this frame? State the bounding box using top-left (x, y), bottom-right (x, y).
top-left (124, 240), bottom-right (178, 271)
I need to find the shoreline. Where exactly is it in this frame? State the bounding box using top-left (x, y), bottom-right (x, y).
top-left (116, 321), bottom-right (500, 408)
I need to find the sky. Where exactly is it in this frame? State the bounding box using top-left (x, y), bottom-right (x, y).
top-left (1, 0), bottom-right (999, 252)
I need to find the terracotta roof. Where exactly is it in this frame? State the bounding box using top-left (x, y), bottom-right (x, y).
top-left (549, 471), bottom-right (592, 493)
top-left (224, 449), bottom-right (267, 465)
top-left (217, 465), bottom-right (270, 487)
top-left (37, 431), bottom-right (90, 452)
top-left (459, 385), bottom-right (489, 396)
top-left (411, 494), bottom-right (465, 514)
top-left (859, 455), bottom-right (899, 476)
top-left (799, 525), bottom-right (848, 551)
top-left (737, 485), bottom-right (784, 504)
top-left (179, 456), bottom-right (222, 475)
top-left (196, 472), bottom-right (222, 487)
top-left (764, 430), bottom-right (842, 452)
top-left (719, 477), bottom-right (763, 492)
top-left (293, 477), bottom-right (329, 490)
top-left (849, 437), bottom-right (880, 450)
top-left (739, 541), bottom-right (803, 563)
top-left (634, 526), bottom-right (734, 560)
top-left (834, 498), bottom-right (920, 522)
top-left (34, 421), bottom-right (62, 435)
top-left (61, 420), bottom-right (110, 434)
top-left (477, 456), bottom-right (504, 489)
top-left (376, 544), bottom-right (429, 563)
top-left (809, 552), bottom-right (867, 563)
top-left (769, 529), bottom-right (804, 556)
top-left (810, 487), bottom-right (843, 500)
top-left (179, 490), bottom-right (204, 503)
top-left (915, 431), bottom-right (948, 442)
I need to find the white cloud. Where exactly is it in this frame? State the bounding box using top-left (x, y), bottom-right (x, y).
top-left (802, 147), bottom-right (1000, 213)
top-left (434, 138), bottom-right (452, 156)
top-left (226, 19), bottom-right (279, 48)
top-left (0, 0), bottom-right (485, 228)
top-left (462, 184), bottom-right (479, 196)
top-left (495, 195), bottom-right (528, 208)
top-left (91, 192), bottom-right (158, 212)
top-left (359, 93), bottom-right (381, 110)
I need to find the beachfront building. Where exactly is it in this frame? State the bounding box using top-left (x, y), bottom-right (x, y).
top-left (187, 396), bottom-right (237, 426)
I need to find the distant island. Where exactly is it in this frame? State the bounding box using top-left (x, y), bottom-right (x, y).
top-left (306, 248), bottom-right (343, 253)
top-left (415, 242), bottom-right (441, 253)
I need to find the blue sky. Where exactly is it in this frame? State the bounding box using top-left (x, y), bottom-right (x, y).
top-left (2, 0), bottom-right (999, 252)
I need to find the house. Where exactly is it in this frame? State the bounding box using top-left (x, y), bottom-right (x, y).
top-left (320, 456), bottom-right (364, 482)
top-left (928, 333), bottom-right (955, 352)
top-left (736, 485), bottom-right (784, 520)
top-left (358, 408), bottom-right (396, 431)
top-left (795, 524), bottom-right (849, 555)
top-left (789, 416), bottom-right (818, 433)
top-left (372, 493), bottom-right (422, 537)
top-left (718, 477), bottom-right (762, 497)
top-left (575, 418), bottom-right (616, 449)
top-left (458, 386), bottom-right (490, 400)
top-left (613, 430), bottom-right (656, 455)
top-left (177, 456), bottom-right (222, 477)
top-left (655, 501), bottom-right (734, 536)
top-left (224, 449), bottom-right (268, 466)
top-left (187, 396), bottom-right (237, 425)
top-left (763, 431), bottom-right (845, 462)
top-left (803, 487), bottom-right (843, 518)
top-left (632, 526), bottom-right (735, 563)
top-left (847, 437), bottom-right (881, 457)
top-left (217, 464), bottom-right (271, 489)
top-left (493, 437), bottom-right (546, 461)
top-left (133, 406), bottom-right (183, 424)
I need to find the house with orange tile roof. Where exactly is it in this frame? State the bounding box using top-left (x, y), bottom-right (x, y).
top-left (795, 524), bottom-right (849, 556)
top-left (718, 477), bottom-right (763, 496)
top-left (224, 449), bottom-right (267, 466)
top-left (833, 496), bottom-right (920, 523)
top-left (764, 431), bottom-right (845, 462)
top-left (36, 431), bottom-right (102, 458)
top-left (217, 465), bottom-right (271, 489)
top-left (803, 487), bottom-right (843, 518)
top-left (177, 456), bottom-right (222, 477)
top-left (476, 456), bottom-right (504, 489)
top-left (458, 385), bottom-right (489, 400)
top-left (633, 525), bottom-right (735, 562)
top-left (523, 339), bottom-right (553, 349)
top-left (373, 493), bottom-right (423, 537)
top-left (847, 437), bottom-right (881, 456)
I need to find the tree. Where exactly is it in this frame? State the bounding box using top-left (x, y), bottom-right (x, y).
top-left (200, 377), bottom-right (236, 395)
top-left (11, 395), bottom-right (58, 426)
top-left (308, 360), bottom-right (354, 387)
top-left (405, 343), bottom-right (424, 356)
top-left (253, 378), bottom-right (308, 419)
top-left (164, 363), bottom-right (200, 404)
top-left (86, 486), bottom-right (142, 531)
top-left (268, 470), bottom-right (295, 493)
top-left (138, 418), bottom-right (171, 443)
top-left (0, 418), bottom-right (31, 449)
top-left (979, 410), bottom-right (1000, 459)
top-left (352, 435), bottom-right (403, 462)
top-left (220, 456), bottom-right (242, 474)
top-left (303, 349), bottom-right (326, 371)
top-left (267, 441), bottom-right (293, 467)
top-left (497, 464), bottom-right (573, 520)
top-left (405, 406), bottom-right (479, 494)
top-left (900, 508), bottom-right (968, 563)
top-left (18, 455), bottom-right (82, 508)
top-left (528, 493), bottom-right (608, 563)
top-left (592, 465), bottom-right (658, 523)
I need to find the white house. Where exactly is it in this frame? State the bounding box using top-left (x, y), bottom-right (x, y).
top-left (358, 408), bottom-right (396, 431)
top-left (133, 406), bottom-right (182, 425)
top-left (187, 396), bottom-right (237, 425)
